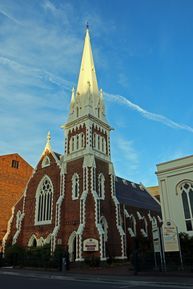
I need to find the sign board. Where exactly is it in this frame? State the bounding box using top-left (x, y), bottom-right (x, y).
top-left (83, 238), bottom-right (99, 252)
top-left (152, 219), bottom-right (161, 253)
top-left (152, 227), bottom-right (161, 253)
top-left (162, 220), bottom-right (179, 252)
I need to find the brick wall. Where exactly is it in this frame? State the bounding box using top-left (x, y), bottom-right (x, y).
top-left (0, 154), bottom-right (33, 250)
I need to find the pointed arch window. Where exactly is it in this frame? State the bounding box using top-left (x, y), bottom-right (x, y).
top-left (98, 173), bottom-right (105, 199)
top-left (72, 173), bottom-right (80, 200)
top-left (100, 216), bottom-right (108, 242)
top-left (178, 181), bottom-right (193, 231)
top-left (71, 137), bottom-right (75, 152)
top-left (76, 135), bottom-right (79, 150)
top-left (93, 133), bottom-right (96, 148)
top-left (81, 133), bottom-right (84, 148)
top-left (28, 234), bottom-right (37, 247)
top-left (98, 135), bottom-right (100, 150)
top-left (42, 156), bottom-right (50, 168)
top-left (35, 176), bottom-right (53, 225)
top-left (101, 137), bottom-right (104, 152)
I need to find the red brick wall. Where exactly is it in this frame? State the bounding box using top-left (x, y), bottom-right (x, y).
top-left (95, 158), bottom-right (122, 257)
top-left (17, 152), bottom-right (61, 246)
top-left (59, 157), bottom-right (83, 246)
top-left (0, 154), bottom-right (33, 250)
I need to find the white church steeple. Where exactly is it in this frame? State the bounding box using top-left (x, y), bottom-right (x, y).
top-left (68, 26), bottom-right (106, 122)
top-left (76, 27), bottom-right (99, 100)
top-left (64, 26), bottom-right (111, 162)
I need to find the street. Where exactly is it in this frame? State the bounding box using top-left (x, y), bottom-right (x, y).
top-left (0, 272), bottom-right (193, 289)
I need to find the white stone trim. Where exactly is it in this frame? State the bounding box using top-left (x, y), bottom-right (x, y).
top-left (28, 234), bottom-right (38, 247)
top-left (72, 173), bottom-right (80, 200)
top-left (41, 156), bottom-right (50, 168)
top-left (68, 231), bottom-right (77, 262)
top-left (141, 217), bottom-right (148, 237)
top-left (51, 171), bottom-right (65, 253)
top-left (2, 207), bottom-right (15, 252)
top-left (124, 209), bottom-right (136, 237)
top-left (110, 173), bottom-right (127, 259)
top-left (137, 211), bottom-right (143, 220)
top-left (12, 212), bottom-right (25, 244)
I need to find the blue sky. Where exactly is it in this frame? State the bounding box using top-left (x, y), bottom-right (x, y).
top-left (1, 0), bottom-right (193, 186)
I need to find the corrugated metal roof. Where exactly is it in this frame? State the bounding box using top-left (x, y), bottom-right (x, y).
top-left (115, 176), bottom-right (160, 212)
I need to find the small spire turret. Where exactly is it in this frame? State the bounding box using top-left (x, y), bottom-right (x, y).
top-left (44, 131), bottom-right (51, 152)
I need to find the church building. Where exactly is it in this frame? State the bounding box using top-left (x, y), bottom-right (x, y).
top-left (4, 28), bottom-right (161, 262)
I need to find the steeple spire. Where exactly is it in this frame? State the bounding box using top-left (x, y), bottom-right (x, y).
top-left (76, 26), bottom-right (99, 100)
top-left (67, 26), bottom-right (107, 123)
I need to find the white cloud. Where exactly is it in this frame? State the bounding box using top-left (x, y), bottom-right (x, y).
top-left (105, 92), bottom-right (193, 134)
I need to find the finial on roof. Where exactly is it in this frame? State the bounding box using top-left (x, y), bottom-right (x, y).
top-left (86, 21), bottom-right (89, 30)
top-left (45, 131), bottom-right (51, 152)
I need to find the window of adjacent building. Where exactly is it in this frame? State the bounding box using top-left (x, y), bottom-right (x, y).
top-left (179, 181), bottom-right (193, 231)
top-left (11, 160), bottom-right (19, 169)
top-left (35, 176), bottom-right (53, 225)
top-left (72, 173), bottom-right (80, 200)
top-left (98, 173), bottom-right (105, 199)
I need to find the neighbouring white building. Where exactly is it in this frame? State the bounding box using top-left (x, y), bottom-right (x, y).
top-left (156, 154), bottom-right (193, 236)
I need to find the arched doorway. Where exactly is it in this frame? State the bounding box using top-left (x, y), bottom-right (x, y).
top-left (68, 231), bottom-right (76, 262)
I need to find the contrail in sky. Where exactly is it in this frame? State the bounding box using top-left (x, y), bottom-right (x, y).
top-left (105, 92), bottom-right (193, 134)
top-left (2, 54), bottom-right (193, 134)
top-left (0, 8), bottom-right (21, 24)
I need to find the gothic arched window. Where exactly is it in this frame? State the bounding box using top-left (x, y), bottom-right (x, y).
top-left (72, 173), bottom-right (80, 200)
top-left (98, 135), bottom-right (100, 150)
top-left (100, 216), bottom-right (108, 242)
top-left (71, 137), bottom-right (74, 152)
top-left (42, 156), bottom-right (50, 168)
top-left (98, 173), bottom-right (105, 199)
top-left (76, 135), bottom-right (79, 150)
top-left (101, 137), bottom-right (104, 152)
top-left (178, 181), bottom-right (193, 231)
top-left (93, 133), bottom-right (96, 148)
top-left (35, 176), bottom-right (53, 225)
top-left (28, 234), bottom-right (37, 247)
top-left (81, 133), bottom-right (84, 148)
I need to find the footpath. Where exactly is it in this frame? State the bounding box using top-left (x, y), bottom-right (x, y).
top-left (1, 263), bottom-right (193, 287)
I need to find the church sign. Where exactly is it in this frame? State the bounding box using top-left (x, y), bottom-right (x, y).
top-left (83, 238), bottom-right (99, 252)
top-left (162, 220), bottom-right (179, 252)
